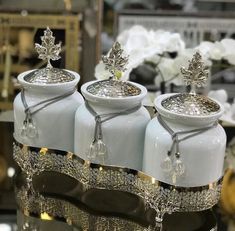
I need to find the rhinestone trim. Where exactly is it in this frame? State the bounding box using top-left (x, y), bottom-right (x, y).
top-left (16, 184), bottom-right (146, 230)
top-left (161, 93), bottom-right (220, 116)
top-left (13, 141), bottom-right (222, 215)
top-left (86, 79), bottom-right (141, 98)
top-left (24, 68), bottom-right (75, 84)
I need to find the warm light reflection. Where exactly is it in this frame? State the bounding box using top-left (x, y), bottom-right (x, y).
top-left (40, 212), bottom-right (53, 220)
top-left (151, 177), bottom-right (155, 184)
top-left (40, 148), bottom-right (48, 155)
top-left (7, 167), bottom-right (15, 178)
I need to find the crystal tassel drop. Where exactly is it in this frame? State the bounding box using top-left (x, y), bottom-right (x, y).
top-left (97, 139), bottom-right (108, 164)
top-left (87, 142), bottom-right (97, 161)
top-left (26, 122), bottom-right (38, 138)
top-left (21, 122), bottom-right (27, 137)
top-left (174, 159), bottom-right (185, 176)
top-left (160, 156), bottom-right (173, 173)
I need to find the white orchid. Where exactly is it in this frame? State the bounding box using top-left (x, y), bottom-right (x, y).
top-left (95, 25), bottom-right (235, 88)
top-left (116, 25), bottom-right (186, 78)
top-left (221, 39), bottom-right (235, 65)
top-left (157, 58), bottom-right (178, 82)
top-left (94, 61), bottom-right (110, 80)
top-left (196, 41), bottom-right (225, 61)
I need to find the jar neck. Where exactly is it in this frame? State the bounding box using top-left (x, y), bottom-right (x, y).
top-left (22, 85), bottom-right (76, 97)
top-left (161, 114), bottom-right (217, 127)
top-left (86, 99), bottom-right (142, 114)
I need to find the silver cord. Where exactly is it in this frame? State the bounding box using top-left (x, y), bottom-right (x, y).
top-left (20, 88), bottom-right (76, 136)
top-left (157, 114), bottom-right (217, 158)
top-left (85, 100), bottom-right (141, 144)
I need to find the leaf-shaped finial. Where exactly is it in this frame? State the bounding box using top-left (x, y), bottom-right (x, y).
top-left (181, 52), bottom-right (209, 94)
top-left (35, 27), bottom-right (61, 69)
top-left (102, 41), bottom-right (129, 80)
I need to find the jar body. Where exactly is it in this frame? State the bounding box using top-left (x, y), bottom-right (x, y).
top-left (14, 70), bottom-right (84, 152)
top-left (143, 116), bottom-right (226, 187)
top-left (74, 102), bottom-right (150, 170)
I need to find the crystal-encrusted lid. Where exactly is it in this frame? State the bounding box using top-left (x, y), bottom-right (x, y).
top-left (162, 93), bottom-right (220, 116)
top-left (161, 52), bottom-right (220, 116)
top-left (24, 68), bottom-right (75, 84)
top-left (87, 41), bottom-right (141, 98)
top-left (87, 79), bottom-right (141, 97)
top-left (23, 27), bottom-right (75, 84)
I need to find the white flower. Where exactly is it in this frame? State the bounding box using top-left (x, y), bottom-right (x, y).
top-left (196, 41), bottom-right (225, 61)
top-left (171, 48), bottom-right (195, 85)
top-left (117, 26), bottom-right (185, 78)
top-left (160, 32), bottom-right (185, 53)
top-left (157, 58), bottom-right (178, 82)
top-left (210, 41), bottom-right (225, 60)
top-left (117, 25), bottom-right (154, 53)
top-left (208, 89), bottom-right (228, 104)
top-left (145, 54), bottom-right (161, 64)
top-left (221, 38), bottom-right (235, 65)
top-left (94, 61), bottom-right (110, 80)
top-left (117, 26), bottom-right (164, 74)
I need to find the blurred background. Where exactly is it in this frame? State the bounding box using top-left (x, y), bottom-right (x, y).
top-left (0, 0), bottom-right (235, 230)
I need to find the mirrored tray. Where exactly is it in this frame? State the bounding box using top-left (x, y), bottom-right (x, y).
top-left (15, 171), bottom-right (217, 231)
top-left (13, 140), bottom-right (221, 229)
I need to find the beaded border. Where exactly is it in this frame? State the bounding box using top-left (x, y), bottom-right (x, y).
top-left (13, 141), bottom-right (222, 216)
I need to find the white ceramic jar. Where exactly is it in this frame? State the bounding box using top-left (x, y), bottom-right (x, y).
top-left (14, 69), bottom-right (84, 152)
top-left (74, 80), bottom-right (150, 170)
top-left (143, 93), bottom-right (226, 187)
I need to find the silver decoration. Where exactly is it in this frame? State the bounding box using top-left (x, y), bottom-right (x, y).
top-left (87, 41), bottom-right (141, 98)
top-left (181, 52), bottom-right (209, 90)
top-left (35, 27), bottom-right (61, 69)
top-left (102, 41), bottom-right (128, 80)
top-left (161, 93), bottom-right (220, 116)
top-left (13, 141), bottom-right (222, 222)
top-left (24, 68), bottom-right (75, 84)
top-left (161, 52), bottom-right (220, 116)
top-left (24, 27), bottom-right (75, 84)
top-left (87, 79), bottom-right (141, 98)
top-left (16, 184), bottom-right (148, 231)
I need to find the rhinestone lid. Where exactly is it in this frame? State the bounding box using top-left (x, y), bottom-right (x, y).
top-left (162, 52), bottom-right (220, 116)
top-left (87, 79), bottom-right (141, 98)
top-left (162, 93), bottom-right (220, 116)
top-left (24, 27), bottom-right (75, 84)
top-left (24, 68), bottom-right (75, 84)
top-left (87, 41), bottom-right (140, 97)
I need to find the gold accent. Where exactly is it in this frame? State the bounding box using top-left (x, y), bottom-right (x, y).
top-left (40, 148), bottom-right (48, 155)
top-left (67, 152), bottom-right (73, 159)
top-left (40, 212), bottom-right (53, 220)
top-left (24, 208), bottom-right (30, 217)
top-left (181, 52), bottom-right (209, 93)
top-left (102, 41), bottom-right (128, 80)
top-left (221, 169), bottom-right (235, 221)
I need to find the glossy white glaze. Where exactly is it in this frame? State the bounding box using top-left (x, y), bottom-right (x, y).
top-left (14, 70), bottom-right (84, 152)
top-left (143, 93), bottom-right (226, 187)
top-left (74, 80), bottom-right (151, 170)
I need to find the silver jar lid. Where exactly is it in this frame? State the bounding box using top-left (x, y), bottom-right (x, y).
top-left (23, 27), bottom-right (75, 84)
top-left (87, 41), bottom-right (141, 98)
top-left (87, 79), bottom-right (141, 97)
top-left (23, 68), bottom-right (75, 84)
top-left (161, 93), bottom-right (220, 116)
top-left (161, 52), bottom-right (221, 116)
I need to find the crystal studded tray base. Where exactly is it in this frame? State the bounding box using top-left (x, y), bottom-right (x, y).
top-left (13, 140), bottom-right (222, 225)
top-left (15, 171), bottom-right (217, 231)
